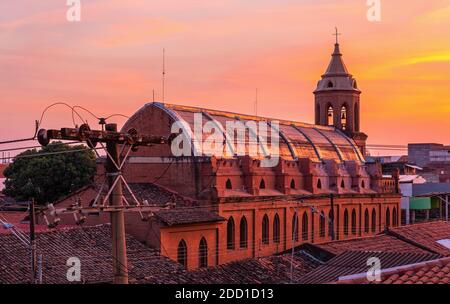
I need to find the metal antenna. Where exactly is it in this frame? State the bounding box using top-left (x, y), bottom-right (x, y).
top-left (162, 48), bottom-right (166, 103)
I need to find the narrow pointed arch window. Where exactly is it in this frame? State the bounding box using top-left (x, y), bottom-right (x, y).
top-left (302, 212), bottom-right (309, 241)
top-left (262, 214), bottom-right (269, 245)
top-left (344, 209), bottom-right (349, 236)
top-left (292, 212), bottom-right (299, 242)
top-left (327, 106), bottom-right (334, 126)
top-left (341, 180), bottom-right (345, 189)
top-left (198, 237), bottom-right (208, 268)
top-left (319, 211), bottom-right (326, 237)
top-left (351, 209), bottom-right (357, 235)
top-left (177, 239), bottom-right (187, 268)
top-left (393, 207), bottom-right (398, 227)
top-left (259, 179), bottom-right (266, 189)
top-left (290, 179), bottom-right (296, 189)
top-left (240, 216), bottom-right (248, 248)
top-left (227, 217), bottom-right (235, 250)
top-left (364, 209), bottom-right (370, 233)
top-left (371, 208), bottom-right (377, 233)
top-left (317, 179), bottom-right (322, 189)
top-left (226, 179), bottom-right (232, 190)
top-left (328, 209), bottom-right (334, 237)
top-left (273, 213), bottom-right (280, 243)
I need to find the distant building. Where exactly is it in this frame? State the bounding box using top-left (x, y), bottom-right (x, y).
top-left (408, 143), bottom-right (450, 183)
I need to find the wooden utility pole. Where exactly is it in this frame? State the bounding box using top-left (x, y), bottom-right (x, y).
top-left (105, 123), bottom-right (128, 284)
top-left (37, 123), bottom-right (168, 284)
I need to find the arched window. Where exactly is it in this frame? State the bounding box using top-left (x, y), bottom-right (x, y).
top-left (226, 179), bottom-right (232, 190)
top-left (227, 217), bottom-right (235, 250)
top-left (341, 180), bottom-right (345, 189)
top-left (341, 106), bottom-right (347, 130)
top-left (328, 209), bottom-right (333, 237)
top-left (386, 208), bottom-right (391, 228)
top-left (317, 179), bottom-right (322, 189)
top-left (198, 237), bottom-right (208, 268)
top-left (371, 209), bottom-right (376, 233)
top-left (364, 209), bottom-right (370, 233)
top-left (319, 211), bottom-right (326, 237)
top-left (273, 213), bottom-right (280, 243)
top-left (292, 212), bottom-right (299, 242)
top-left (351, 209), bottom-right (357, 235)
top-left (302, 212), bottom-right (309, 241)
top-left (393, 207), bottom-right (398, 227)
top-left (327, 106), bottom-right (334, 126)
top-left (327, 81), bottom-right (334, 88)
top-left (259, 179), bottom-right (266, 189)
top-left (354, 103), bottom-right (360, 132)
top-left (177, 239), bottom-right (187, 268)
top-left (361, 180), bottom-right (365, 189)
top-left (262, 214), bottom-right (269, 245)
top-left (290, 179), bottom-right (296, 189)
top-left (239, 216), bottom-right (248, 248)
top-left (344, 209), bottom-right (349, 236)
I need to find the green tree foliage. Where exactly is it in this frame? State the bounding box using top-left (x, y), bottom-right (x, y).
top-left (3, 142), bottom-right (96, 204)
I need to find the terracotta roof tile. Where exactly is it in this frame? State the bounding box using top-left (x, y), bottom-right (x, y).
top-left (0, 224), bottom-right (182, 284)
top-left (387, 221), bottom-right (450, 256)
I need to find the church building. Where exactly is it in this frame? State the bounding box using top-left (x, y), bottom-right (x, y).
top-left (51, 39), bottom-right (401, 270)
top-left (116, 39), bottom-right (401, 269)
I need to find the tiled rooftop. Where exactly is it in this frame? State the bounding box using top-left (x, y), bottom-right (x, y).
top-left (0, 224), bottom-right (182, 284)
top-left (314, 234), bottom-right (432, 256)
top-left (154, 208), bottom-right (225, 226)
top-left (338, 257), bottom-right (450, 284)
top-left (387, 221), bottom-right (450, 256)
top-left (299, 250), bottom-right (440, 284)
top-left (139, 251), bottom-right (321, 284)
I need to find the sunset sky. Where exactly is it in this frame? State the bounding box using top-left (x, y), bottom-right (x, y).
top-left (0, 0), bottom-right (449, 156)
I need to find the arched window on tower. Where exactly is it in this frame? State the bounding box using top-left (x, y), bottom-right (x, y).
top-left (341, 180), bottom-right (345, 189)
top-left (292, 212), bottom-right (299, 242)
top-left (327, 106), bottom-right (334, 126)
top-left (319, 211), bottom-right (326, 237)
top-left (364, 209), bottom-right (370, 233)
top-left (341, 106), bottom-right (347, 130)
top-left (226, 179), bottom-right (232, 190)
top-left (273, 213), bottom-right (280, 243)
top-left (354, 103), bottom-right (360, 132)
top-left (317, 179), bottom-right (322, 189)
top-left (371, 208), bottom-right (377, 233)
top-left (344, 209), bottom-right (349, 236)
top-left (302, 212), bottom-right (309, 241)
top-left (177, 239), bottom-right (187, 268)
top-left (240, 216), bottom-right (248, 248)
top-left (227, 217), bottom-right (235, 250)
top-left (262, 214), bottom-right (269, 245)
top-left (351, 209), bottom-right (357, 235)
top-left (198, 237), bottom-right (208, 268)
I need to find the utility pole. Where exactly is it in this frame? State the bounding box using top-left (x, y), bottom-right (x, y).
top-left (106, 123), bottom-right (128, 284)
top-left (37, 123), bottom-right (168, 284)
top-left (29, 199), bottom-right (36, 284)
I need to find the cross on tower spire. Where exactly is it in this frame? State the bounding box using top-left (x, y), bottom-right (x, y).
top-left (333, 27), bottom-right (341, 44)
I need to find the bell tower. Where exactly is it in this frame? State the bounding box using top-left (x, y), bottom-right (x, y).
top-left (314, 29), bottom-right (368, 155)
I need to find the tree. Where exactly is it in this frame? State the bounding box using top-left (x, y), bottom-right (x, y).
top-left (3, 142), bottom-right (96, 205)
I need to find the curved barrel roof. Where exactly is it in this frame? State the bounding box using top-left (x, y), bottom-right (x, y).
top-left (128, 102), bottom-right (365, 163)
